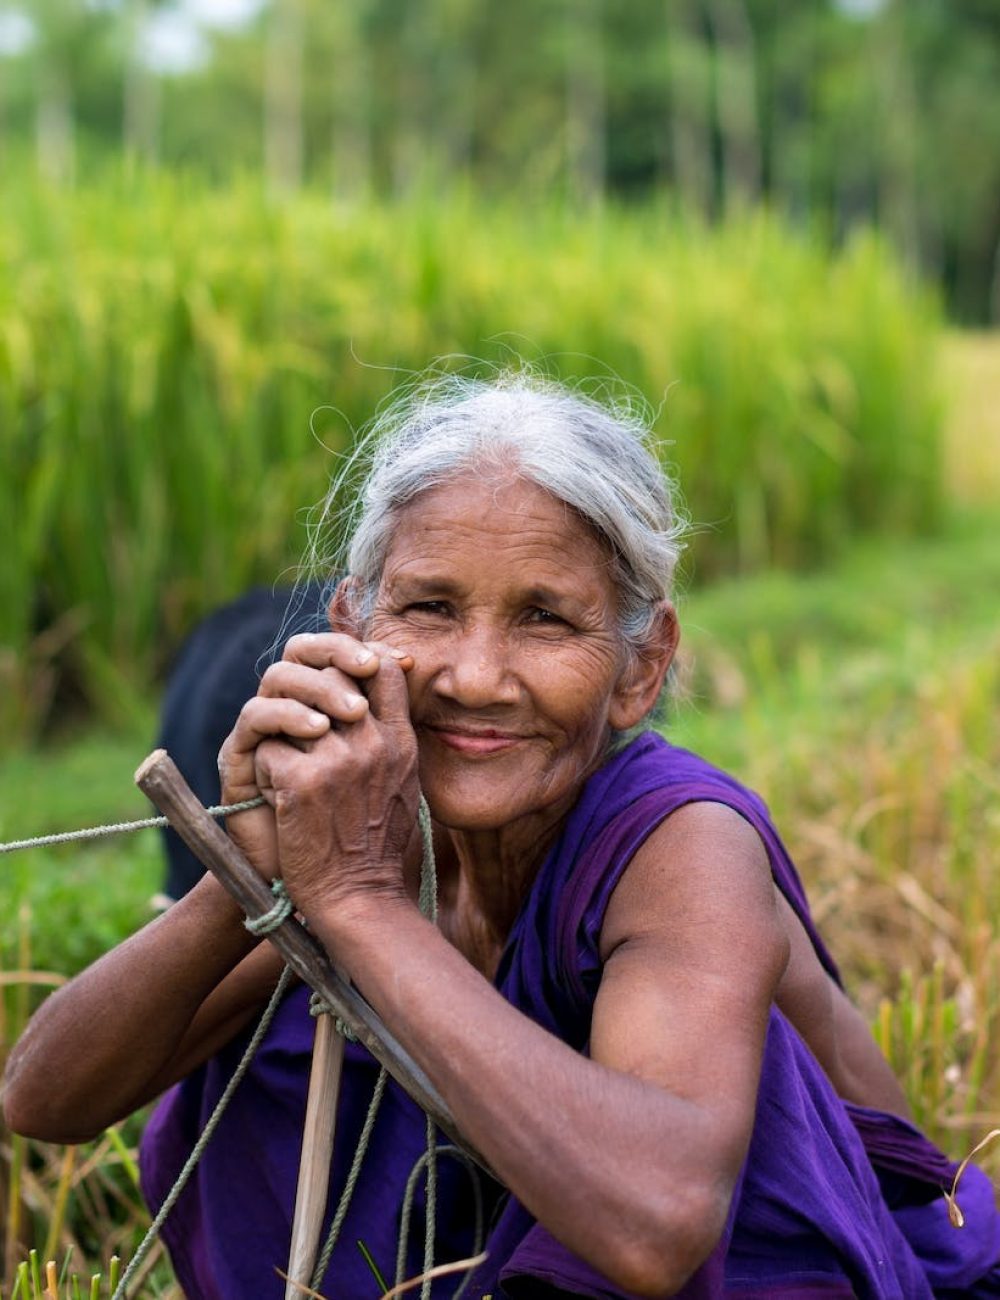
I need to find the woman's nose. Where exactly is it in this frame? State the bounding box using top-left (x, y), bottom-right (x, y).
top-left (434, 624), bottom-right (519, 707)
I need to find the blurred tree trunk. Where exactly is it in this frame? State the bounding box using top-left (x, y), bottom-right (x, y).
top-left (665, 0), bottom-right (713, 215)
top-left (768, 16), bottom-right (814, 223)
top-left (265, 0), bottom-right (304, 196)
top-left (875, 0), bottom-right (920, 268)
top-left (391, 2), bottom-right (424, 195)
top-left (330, 6), bottom-right (373, 201)
top-left (36, 61), bottom-right (74, 184)
top-left (703, 0), bottom-right (760, 208)
top-left (436, 0), bottom-right (478, 178)
top-left (389, 0), bottom-right (478, 193)
top-left (565, 0), bottom-right (605, 208)
top-left (123, 0), bottom-right (159, 167)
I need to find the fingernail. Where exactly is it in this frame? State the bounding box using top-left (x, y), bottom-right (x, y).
top-left (343, 691), bottom-right (366, 710)
top-left (355, 649), bottom-right (375, 665)
top-left (307, 710), bottom-right (327, 727)
top-left (389, 648), bottom-right (411, 660)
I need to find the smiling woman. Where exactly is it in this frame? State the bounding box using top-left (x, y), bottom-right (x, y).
top-left (4, 371), bottom-right (1000, 1299)
top-left (370, 474), bottom-right (666, 839)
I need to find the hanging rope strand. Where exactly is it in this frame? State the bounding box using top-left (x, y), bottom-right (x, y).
top-left (416, 797), bottom-right (439, 1300)
top-left (0, 797), bottom-right (265, 855)
top-left (112, 965), bottom-right (295, 1300)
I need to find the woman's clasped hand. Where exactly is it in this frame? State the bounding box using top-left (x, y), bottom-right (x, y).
top-left (220, 632), bottom-right (421, 922)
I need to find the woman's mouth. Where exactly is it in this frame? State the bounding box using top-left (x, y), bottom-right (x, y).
top-left (427, 726), bottom-right (525, 755)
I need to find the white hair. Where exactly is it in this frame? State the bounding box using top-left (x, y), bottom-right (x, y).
top-left (313, 369), bottom-right (686, 666)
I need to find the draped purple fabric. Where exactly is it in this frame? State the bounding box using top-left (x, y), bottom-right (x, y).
top-left (140, 732), bottom-right (1000, 1298)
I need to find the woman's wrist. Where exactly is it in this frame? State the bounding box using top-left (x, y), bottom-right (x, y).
top-left (304, 885), bottom-right (421, 974)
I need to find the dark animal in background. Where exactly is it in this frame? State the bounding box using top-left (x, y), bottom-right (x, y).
top-left (157, 582), bottom-right (329, 899)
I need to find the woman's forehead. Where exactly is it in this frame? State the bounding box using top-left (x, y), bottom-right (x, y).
top-left (391, 473), bottom-right (599, 546)
top-left (381, 474), bottom-right (616, 595)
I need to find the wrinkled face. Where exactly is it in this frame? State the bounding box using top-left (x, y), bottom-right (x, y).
top-left (367, 472), bottom-right (643, 834)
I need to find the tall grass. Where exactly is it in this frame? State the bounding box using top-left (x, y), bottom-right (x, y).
top-left (0, 911), bottom-right (180, 1294)
top-left (0, 173), bottom-right (943, 746)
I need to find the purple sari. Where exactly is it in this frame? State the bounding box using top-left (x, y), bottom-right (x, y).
top-left (141, 733), bottom-right (1000, 1298)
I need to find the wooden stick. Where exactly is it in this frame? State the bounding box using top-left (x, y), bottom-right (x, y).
top-left (134, 749), bottom-right (488, 1172)
top-left (284, 1010), bottom-right (346, 1299)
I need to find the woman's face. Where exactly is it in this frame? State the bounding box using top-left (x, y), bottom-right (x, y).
top-left (367, 472), bottom-right (667, 835)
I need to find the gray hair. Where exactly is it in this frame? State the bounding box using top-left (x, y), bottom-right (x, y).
top-left (314, 369), bottom-right (686, 664)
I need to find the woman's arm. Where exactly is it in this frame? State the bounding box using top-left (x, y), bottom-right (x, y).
top-left (1, 875), bottom-right (277, 1142)
top-left (773, 890), bottom-right (911, 1117)
top-left (255, 656), bottom-right (788, 1298)
top-left (304, 802), bottom-right (786, 1298)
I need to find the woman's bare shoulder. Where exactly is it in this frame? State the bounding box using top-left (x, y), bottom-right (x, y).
top-left (598, 798), bottom-right (781, 963)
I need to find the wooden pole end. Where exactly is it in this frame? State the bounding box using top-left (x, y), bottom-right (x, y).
top-left (134, 748), bottom-right (169, 786)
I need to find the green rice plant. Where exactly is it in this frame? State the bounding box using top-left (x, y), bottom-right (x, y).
top-left (0, 919), bottom-right (180, 1294)
top-left (0, 1248), bottom-right (171, 1300)
top-left (0, 170), bottom-right (944, 745)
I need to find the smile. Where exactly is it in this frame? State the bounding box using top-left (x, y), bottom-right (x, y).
top-left (425, 726), bottom-right (527, 756)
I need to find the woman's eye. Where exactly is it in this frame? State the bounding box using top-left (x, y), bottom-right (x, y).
top-left (406, 600), bottom-right (449, 616)
top-left (526, 606), bottom-right (566, 627)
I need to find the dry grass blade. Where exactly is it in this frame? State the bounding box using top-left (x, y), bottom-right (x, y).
top-left (0, 976), bottom-right (67, 991)
top-left (945, 1130), bottom-right (1000, 1228)
top-left (277, 1250), bottom-right (490, 1300)
top-left (378, 1252), bottom-right (489, 1299)
top-left (42, 1149), bottom-right (76, 1264)
top-left (274, 1268), bottom-right (326, 1298)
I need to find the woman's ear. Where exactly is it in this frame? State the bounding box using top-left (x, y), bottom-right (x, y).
top-left (608, 602), bottom-right (680, 732)
top-left (327, 576), bottom-right (363, 637)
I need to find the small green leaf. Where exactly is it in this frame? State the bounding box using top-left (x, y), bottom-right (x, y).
top-left (356, 1239), bottom-right (389, 1294)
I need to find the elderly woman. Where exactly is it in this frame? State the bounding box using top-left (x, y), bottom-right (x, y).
top-left (5, 374), bottom-right (1000, 1299)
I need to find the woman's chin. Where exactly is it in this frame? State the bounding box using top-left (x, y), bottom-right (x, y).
top-left (421, 770), bottom-right (579, 840)
top-left (424, 790), bottom-right (517, 833)
top-left (417, 741), bottom-right (591, 838)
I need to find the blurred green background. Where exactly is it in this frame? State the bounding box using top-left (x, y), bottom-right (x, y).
top-left (4, 0), bottom-right (1000, 320)
top-left (1, 0), bottom-right (999, 744)
top-left (1, 0), bottom-right (1000, 1290)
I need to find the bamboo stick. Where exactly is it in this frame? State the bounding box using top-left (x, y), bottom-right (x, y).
top-left (284, 998), bottom-right (346, 1298)
top-left (134, 749), bottom-right (486, 1170)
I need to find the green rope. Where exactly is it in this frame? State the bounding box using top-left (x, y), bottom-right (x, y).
top-left (415, 798), bottom-right (439, 1300)
top-left (395, 1134), bottom-right (439, 1297)
top-left (417, 797), bottom-right (437, 922)
top-left (111, 964), bottom-right (295, 1300)
top-left (440, 1148), bottom-right (484, 1300)
top-left (395, 1146), bottom-right (484, 1300)
top-left (310, 1066), bottom-right (390, 1291)
top-left (244, 878), bottom-right (295, 936)
top-left (0, 798), bottom-right (265, 855)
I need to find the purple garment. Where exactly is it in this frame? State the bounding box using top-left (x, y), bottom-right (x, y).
top-left (140, 733), bottom-right (1000, 1298)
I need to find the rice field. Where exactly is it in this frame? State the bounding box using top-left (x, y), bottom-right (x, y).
top-left (0, 173), bottom-right (943, 749)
